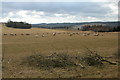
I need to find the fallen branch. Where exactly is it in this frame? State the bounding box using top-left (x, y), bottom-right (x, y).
top-left (101, 59), bottom-right (117, 65)
top-left (75, 63), bottom-right (85, 69)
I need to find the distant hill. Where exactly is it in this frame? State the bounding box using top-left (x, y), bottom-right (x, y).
top-left (32, 22), bottom-right (118, 29)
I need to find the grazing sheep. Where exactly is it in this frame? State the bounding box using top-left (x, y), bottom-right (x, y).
top-left (3, 33), bottom-right (7, 36)
top-left (95, 33), bottom-right (99, 36)
top-left (86, 33), bottom-right (90, 35)
top-left (83, 33), bottom-right (87, 36)
top-left (93, 33), bottom-right (99, 36)
top-left (35, 35), bottom-right (39, 38)
top-left (76, 32), bottom-right (79, 35)
top-left (69, 33), bottom-right (73, 36)
top-left (53, 33), bottom-right (56, 36)
top-left (14, 34), bottom-right (17, 36)
top-left (42, 35), bottom-right (46, 37)
top-left (10, 33), bottom-right (14, 36)
top-left (10, 33), bottom-right (13, 35)
top-left (36, 33), bottom-right (39, 34)
top-left (76, 33), bottom-right (79, 35)
top-left (26, 33), bottom-right (30, 35)
top-left (21, 33), bottom-right (24, 35)
top-left (72, 32), bottom-right (76, 35)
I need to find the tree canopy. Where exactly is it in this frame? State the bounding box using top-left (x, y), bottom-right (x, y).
top-left (6, 19), bottom-right (32, 29)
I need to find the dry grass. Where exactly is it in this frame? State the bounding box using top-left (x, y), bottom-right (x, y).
top-left (1, 24), bottom-right (119, 78)
top-left (22, 50), bottom-right (111, 69)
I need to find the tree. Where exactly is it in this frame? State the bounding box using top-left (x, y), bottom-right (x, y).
top-left (5, 20), bottom-right (32, 29)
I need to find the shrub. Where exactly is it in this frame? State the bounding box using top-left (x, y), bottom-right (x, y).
top-left (22, 53), bottom-right (76, 69)
top-left (79, 48), bottom-right (104, 66)
top-left (80, 53), bottom-right (103, 66)
top-left (22, 49), bottom-right (108, 69)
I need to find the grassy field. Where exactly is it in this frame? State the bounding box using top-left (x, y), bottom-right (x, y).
top-left (1, 24), bottom-right (119, 78)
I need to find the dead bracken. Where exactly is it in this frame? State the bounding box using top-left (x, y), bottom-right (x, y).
top-left (22, 49), bottom-right (118, 69)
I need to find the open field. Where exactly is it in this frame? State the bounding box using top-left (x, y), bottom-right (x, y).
top-left (1, 24), bottom-right (119, 78)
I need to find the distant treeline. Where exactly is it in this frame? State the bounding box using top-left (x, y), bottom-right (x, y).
top-left (81, 24), bottom-right (120, 32)
top-left (32, 23), bottom-right (75, 29)
top-left (5, 20), bottom-right (120, 32)
top-left (32, 22), bottom-right (119, 32)
top-left (6, 20), bottom-right (32, 29)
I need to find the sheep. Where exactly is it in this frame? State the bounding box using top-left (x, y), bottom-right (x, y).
top-left (76, 32), bottom-right (79, 35)
top-left (10, 33), bottom-right (17, 36)
top-left (86, 33), bottom-right (90, 35)
top-left (69, 33), bottom-right (73, 36)
top-left (36, 33), bottom-right (39, 35)
top-left (10, 33), bottom-right (14, 36)
top-left (10, 33), bottom-right (14, 35)
top-left (53, 33), bottom-right (56, 36)
top-left (42, 35), bottom-right (46, 37)
top-left (3, 33), bottom-right (7, 36)
top-left (72, 32), bottom-right (76, 35)
top-left (26, 33), bottom-right (30, 35)
top-left (14, 34), bottom-right (17, 36)
top-left (35, 34), bottom-right (39, 38)
top-left (93, 33), bottom-right (99, 36)
top-left (21, 33), bottom-right (24, 35)
top-left (83, 33), bottom-right (87, 36)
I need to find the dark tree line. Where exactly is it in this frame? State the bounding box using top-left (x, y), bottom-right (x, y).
top-left (112, 26), bottom-right (120, 32)
top-left (81, 24), bottom-right (120, 32)
top-left (6, 20), bottom-right (32, 29)
top-left (32, 23), bottom-right (75, 29)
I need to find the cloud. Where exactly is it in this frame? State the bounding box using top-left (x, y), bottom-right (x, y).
top-left (2, 0), bottom-right (119, 2)
top-left (91, 0), bottom-right (118, 2)
top-left (2, 2), bottom-right (110, 14)
top-left (1, 0), bottom-right (95, 2)
top-left (102, 2), bottom-right (118, 21)
top-left (1, 10), bottom-right (104, 23)
top-left (1, 1), bottom-right (118, 24)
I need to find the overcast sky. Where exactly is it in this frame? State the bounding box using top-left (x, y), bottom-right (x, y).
top-left (0, 0), bottom-right (119, 24)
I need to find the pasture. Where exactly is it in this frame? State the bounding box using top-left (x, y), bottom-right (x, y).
top-left (1, 24), bottom-right (119, 78)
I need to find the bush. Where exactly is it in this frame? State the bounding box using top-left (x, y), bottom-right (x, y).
top-left (79, 48), bottom-right (104, 66)
top-left (80, 53), bottom-right (103, 66)
top-left (22, 53), bottom-right (76, 69)
top-left (22, 49), bottom-right (107, 69)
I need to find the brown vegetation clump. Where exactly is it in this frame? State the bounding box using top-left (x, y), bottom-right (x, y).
top-left (22, 53), bottom-right (76, 69)
top-left (79, 48), bottom-right (118, 66)
top-left (22, 48), bottom-right (118, 70)
top-left (80, 53), bottom-right (103, 66)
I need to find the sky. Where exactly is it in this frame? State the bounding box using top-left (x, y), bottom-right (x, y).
top-left (0, 0), bottom-right (119, 24)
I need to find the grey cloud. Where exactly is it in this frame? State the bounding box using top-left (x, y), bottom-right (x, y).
top-left (2, 2), bottom-right (111, 17)
top-left (1, 2), bottom-right (117, 23)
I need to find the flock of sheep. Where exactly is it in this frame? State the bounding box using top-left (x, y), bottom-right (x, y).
top-left (3, 32), bottom-right (103, 38)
